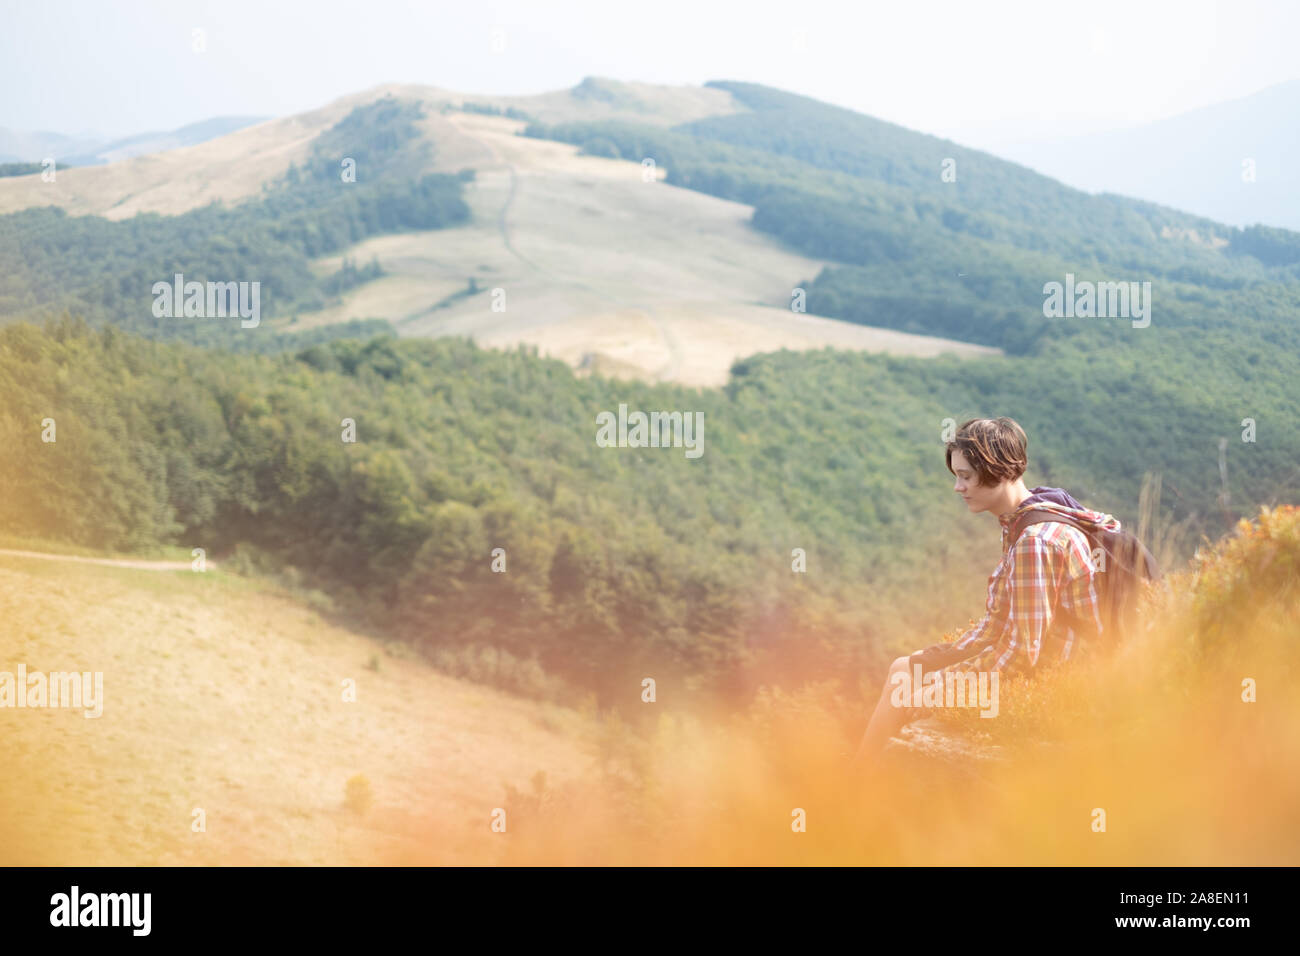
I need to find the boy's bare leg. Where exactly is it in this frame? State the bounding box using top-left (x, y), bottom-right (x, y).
top-left (849, 655), bottom-right (915, 768)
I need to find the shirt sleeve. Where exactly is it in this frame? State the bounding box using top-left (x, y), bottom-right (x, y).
top-left (950, 532), bottom-right (1059, 676)
top-left (951, 608), bottom-right (996, 653)
top-left (949, 545), bottom-right (1015, 654)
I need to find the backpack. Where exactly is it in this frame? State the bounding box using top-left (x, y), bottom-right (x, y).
top-left (1008, 508), bottom-right (1161, 643)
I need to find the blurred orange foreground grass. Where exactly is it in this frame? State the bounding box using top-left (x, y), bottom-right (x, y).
top-left (471, 504), bottom-right (1300, 865)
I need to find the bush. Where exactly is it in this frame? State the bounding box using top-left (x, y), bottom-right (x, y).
top-left (428, 642), bottom-right (573, 704)
top-left (580, 137), bottom-right (621, 159)
top-left (344, 774), bottom-right (373, 815)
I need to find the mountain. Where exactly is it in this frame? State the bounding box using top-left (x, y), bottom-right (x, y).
top-left (0, 127), bottom-right (104, 164)
top-left (0, 79), bottom-right (737, 220)
top-left (0, 115), bottom-right (267, 166)
top-left (2, 77), bottom-right (1297, 693)
top-left (993, 79), bottom-right (1300, 230)
top-left (63, 115), bottom-right (269, 165)
top-left (0, 80), bottom-right (996, 385)
top-left (2, 75), bottom-right (1295, 870)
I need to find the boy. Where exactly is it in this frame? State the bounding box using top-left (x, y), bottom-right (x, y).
top-left (851, 417), bottom-right (1121, 764)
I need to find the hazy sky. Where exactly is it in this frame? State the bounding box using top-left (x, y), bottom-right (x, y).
top-left (4, 0), bottom-right (1298, 149)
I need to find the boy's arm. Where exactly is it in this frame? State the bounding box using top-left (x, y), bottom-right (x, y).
top-left (910, 577), bottom-right (1004, 668)
top-left (942, 533), bottom-right (1058, 677)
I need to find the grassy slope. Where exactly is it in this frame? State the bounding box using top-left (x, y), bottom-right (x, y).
top-left (0, 554), bottom-right (598, 865)
top-left (286, 108), bottom-right (996, 385)
top-left (0, 79), bottom-right (736, 221)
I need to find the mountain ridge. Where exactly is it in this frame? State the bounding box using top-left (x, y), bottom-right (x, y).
top-left (994, 78), bottom-right (1300, 230)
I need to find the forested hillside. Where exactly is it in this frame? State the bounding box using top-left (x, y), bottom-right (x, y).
top-left (2, 79), bottom-right (1297, 712)
top-left (5, 314), bottom-right (1296, 710)
top-left (524, 80), bottom-right (1300, 352)
top-left (0, 97), bottom-right (467, 350)
top-left (516, 79), bottom-right (1300, 543)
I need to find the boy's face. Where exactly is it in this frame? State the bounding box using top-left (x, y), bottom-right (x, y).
top-left (950, 449), bottom-right (1001, 514)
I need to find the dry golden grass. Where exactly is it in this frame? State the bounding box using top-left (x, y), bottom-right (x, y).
top-left (472, 504), bottom-right (1300, 865)
top-left (0, 556), bottom-right (597, 865)
top-left (0, 105), bottom-right (326, 220)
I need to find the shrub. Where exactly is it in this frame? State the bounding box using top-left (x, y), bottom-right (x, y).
top-left (344, 774), bottom-right (373, 816)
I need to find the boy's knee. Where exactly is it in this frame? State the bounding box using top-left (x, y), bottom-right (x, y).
top-left (877, 656), bottom-right (913, 698)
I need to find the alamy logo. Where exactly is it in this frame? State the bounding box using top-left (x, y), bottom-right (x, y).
top-left (1043, 273), bottom-right (1151, 328)
top-left (595, 403), bottom-right (704, 459)
top-left (890, 664), bottom-right (999, 718)
top-left (0, 664), bottom-right (103, 718)
top-left (50, 886), bottom-right (150, 936)
top-left (152, 273), bottom-right (260, 328)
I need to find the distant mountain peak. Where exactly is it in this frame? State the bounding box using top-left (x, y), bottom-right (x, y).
top-left (993, 79), bottom-right (1300, 229)
top-left (572, 76), bottom-right (624, 103)
top-left (0, 115), bottom-right (268, 166)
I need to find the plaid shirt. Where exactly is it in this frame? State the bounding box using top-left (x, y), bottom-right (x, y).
top-left (936, 501), bottom-right (1117, 678)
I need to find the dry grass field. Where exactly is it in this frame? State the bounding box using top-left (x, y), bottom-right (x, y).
top-left (0, 554), bottom-right (598, 865)
top-left (288, 109), bottom-right (999, 384)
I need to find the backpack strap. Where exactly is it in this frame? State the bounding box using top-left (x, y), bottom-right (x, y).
top-left (1009, 508), bottom-right (1089, 547)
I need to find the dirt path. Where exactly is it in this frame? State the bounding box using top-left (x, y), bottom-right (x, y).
top-left (456, 114), bottom-right (685, 383)
top-left (0, 548), bottom-right (214, 572)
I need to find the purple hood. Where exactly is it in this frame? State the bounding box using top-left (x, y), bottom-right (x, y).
top-left (998, 485), bottom-right (1121, 549)
top-left (1021, 486), bottom-right (1086, 511)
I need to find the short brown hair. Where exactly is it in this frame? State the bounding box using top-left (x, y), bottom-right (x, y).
top-left (945, 417), bottom-right (1028, 487)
